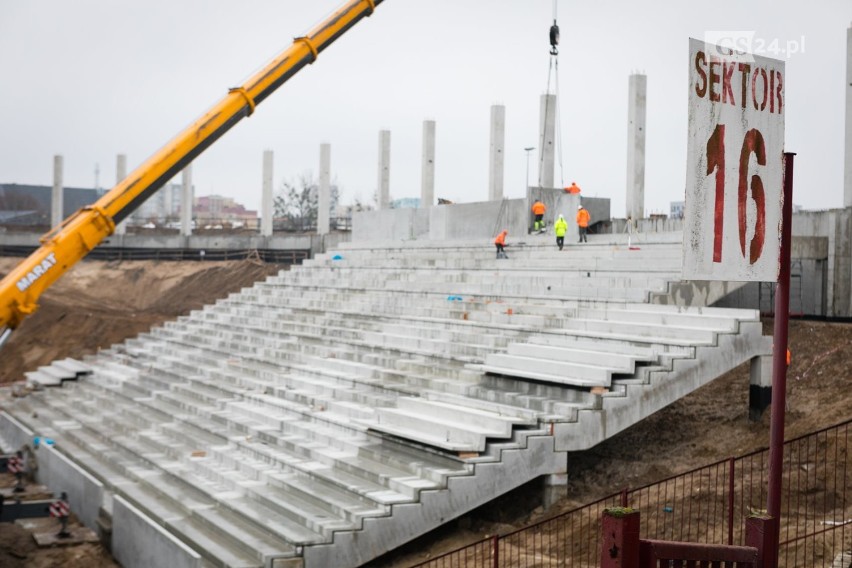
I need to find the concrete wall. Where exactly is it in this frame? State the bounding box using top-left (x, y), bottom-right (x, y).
top-left (606, 209), bottom-right (849, 318)
top-left (0, 232), bottom-right (337, 256)
top-left (526, 187), bottom-right (610, 239)
top-left (353, 207), bottom-right (430, 241)
top-left (527, 187), bottom-right (579, 235)
top-left (792, 208), bottom-right (852, 317)
top-left (0, 411), bottom-right (33, 453)
top-left (351, 192), bottom-right (612, 244)
top-left (610, 217), bottom-right (685, 234)
top-left (429, 200), bottom-right (527, 241)
top-left (353, 201), bottom-right (518, 242)
top-left (0, 412), bottom-right (103, 533)
top-left (112, 496), bottom-right (202, 568)
top-left (36, 443), bottom-right (104, 531)
top-left (713, 257), bottom-right (827, 316)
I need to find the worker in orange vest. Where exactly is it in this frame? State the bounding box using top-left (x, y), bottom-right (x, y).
top-left (531, 200), bottom-right (547, 233)
top-left (564, 182), bottom-right (581, 194)
top-left (576, 204), bottom-right (591, 243)
top-left (494, 230), bottom-right (508, 259)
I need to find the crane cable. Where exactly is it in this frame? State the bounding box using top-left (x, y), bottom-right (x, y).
top-left (538, 0), bottom-right (565, 189)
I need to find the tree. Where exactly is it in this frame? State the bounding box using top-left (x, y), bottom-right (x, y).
top-left (274, 173), bottom-right (342, 231)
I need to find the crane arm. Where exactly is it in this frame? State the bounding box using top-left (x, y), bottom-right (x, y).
top-left (0, 0), bottom-right (384, 339)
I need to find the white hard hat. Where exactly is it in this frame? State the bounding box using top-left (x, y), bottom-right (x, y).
top-left (577, 205), bottom-right (583, 210)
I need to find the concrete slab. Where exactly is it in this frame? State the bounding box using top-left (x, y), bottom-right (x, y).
top-left (21, 517), bottom-right (101, 547)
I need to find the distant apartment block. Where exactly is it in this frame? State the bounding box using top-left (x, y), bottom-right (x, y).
top-left (195, 195), bottom-right (259, 229)
top-left (0, 182), bottom-right (259, 230)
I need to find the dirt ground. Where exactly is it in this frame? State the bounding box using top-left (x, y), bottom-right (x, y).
top-left (0, 258), bottom-right (850, 567)
top-left (0, 258), bottom-right (285, 383)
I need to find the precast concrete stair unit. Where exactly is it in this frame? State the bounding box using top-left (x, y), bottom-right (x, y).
top-left (1, 233), bottom-right (770, 568)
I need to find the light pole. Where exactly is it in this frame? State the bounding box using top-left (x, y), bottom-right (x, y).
top-left (524, 146), bottom-right (535, 189)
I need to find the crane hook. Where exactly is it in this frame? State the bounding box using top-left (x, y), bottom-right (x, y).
top-left (549, 20), bottom-right (560, 56)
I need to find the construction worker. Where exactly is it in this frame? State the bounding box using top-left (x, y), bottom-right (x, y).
top-left (494, 230), bottom-right (508, 259)
top-left (531, 200), bottom-right (547, 233)
top-left (564, 181), bottom-right (581, 194)
top-left (576, 204), bottom-right (591, 243)
top-left (554, 214), bottom-right (568, 251)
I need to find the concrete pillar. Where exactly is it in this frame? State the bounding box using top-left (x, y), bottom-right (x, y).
top-left (114, 154), bottom-right (128, 235)
top-left (261, 150), bottom-right (274, 237)
top-left (378, 130), bottom-right (391, 210)
top-left (181, 164), bottom-right (193, 237)
top-left (488, 105), bottom-right (505, 201)
top-left (420, 120), bottom-right (436, 208)
top-left (626, 73), bottom-right (647, 220)
top-left (51, 155), bottom-right (63, 227)
top-left (162, 184), bottom-right (174, 219)
top-left (839, 209), bottom-right (852, 317)
top-left (827, 210), bottom-right (837, 316)
top-left (538, 94), bottom-right (556, 189)
top-left (749, 354), bottom-right (772, 421)
top-left (318, 143), bottom-right (331, 235)
top-left (542, 472), bottom-right (568, 509)
top-left (845, 25), bottom-right (852, 208)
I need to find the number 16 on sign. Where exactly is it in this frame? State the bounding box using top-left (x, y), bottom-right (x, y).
top-left (683, 38), bottom-right (785, 282)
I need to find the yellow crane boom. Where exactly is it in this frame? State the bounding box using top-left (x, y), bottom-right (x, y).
top-left (0, 0), bottom-right (384, 348)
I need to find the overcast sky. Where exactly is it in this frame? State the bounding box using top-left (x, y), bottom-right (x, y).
top-left (1, 0), bottom-right (850, 218)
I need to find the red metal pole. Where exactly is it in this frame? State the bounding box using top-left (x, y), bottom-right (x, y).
top-left (600, 510), bottom-right (640, 568)
top-left (767, 152), bottom-right (795, 564)
top-left (728, 457), bottom-right (735, 545)
top-left (491, 534), bottom-right (499, 568)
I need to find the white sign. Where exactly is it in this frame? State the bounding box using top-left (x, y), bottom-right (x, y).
top-left (683, 38), bottom-right (785, 282)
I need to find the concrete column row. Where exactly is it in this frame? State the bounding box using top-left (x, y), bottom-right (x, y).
top-left (50, 66), bottom-right (658, 238)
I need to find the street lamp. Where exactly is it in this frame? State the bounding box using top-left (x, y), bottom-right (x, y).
top-left (524, 146), bottom-right (535, 190)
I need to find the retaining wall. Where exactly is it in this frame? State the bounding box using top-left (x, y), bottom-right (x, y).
top-left (35, 443), bottom-right (104, 530)
top-left (112, 496), bottom-right (202, 568)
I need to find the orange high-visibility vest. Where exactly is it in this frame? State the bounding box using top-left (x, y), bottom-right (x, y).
top-left (531, 201), bottom-right (546, 215)
top-left (576, 208), bottom-right (591, 227)
top-left (494, 231), bottom-right (507, 245)
top-left (565, 183), bottom-right (581, 194)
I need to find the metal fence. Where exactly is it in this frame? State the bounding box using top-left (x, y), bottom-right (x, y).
top-left (412, 419), bottom-right (852, 567)
top-left (0, 244), bottom-right (309, 264)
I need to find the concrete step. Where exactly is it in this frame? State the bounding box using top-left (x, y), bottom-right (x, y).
top-left (365, 405), bottom-right (514, 452)
top-left (53, 358), bottom-right (93, 377)
top-left (484, 353), bottom-right (616, 385)
top-left (25, 370), bottom-right (62, 388)
top-left (82, 362), bottom-right (470, 504)
top-left (22, 393), bottom-right (305, 565)
top-left (505, 342), bottom-right (643, 370)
